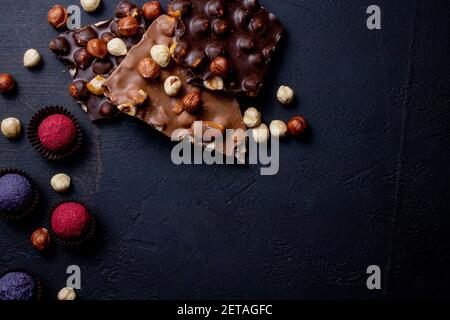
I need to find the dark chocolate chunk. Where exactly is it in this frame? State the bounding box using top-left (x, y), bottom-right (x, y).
top-left (103, 15), bottom-right (246, 158)
top-left (170, 0), bottom-right (283, 96)
top-left (49, 1), bottom-right (147, 121)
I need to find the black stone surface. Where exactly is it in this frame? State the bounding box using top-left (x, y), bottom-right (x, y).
top-left (0, 0), bottom-right (449, 300)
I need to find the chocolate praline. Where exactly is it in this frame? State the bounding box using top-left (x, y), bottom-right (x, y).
top-left (0, 174), bottom-right (33, 212)
top-left (0, 272), bottom-right (35, 300)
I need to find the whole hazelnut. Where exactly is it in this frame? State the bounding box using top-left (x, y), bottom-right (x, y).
top-left (69, 80), bottom-right (89, 101)
top-left (277, 85), bottom-right (295, 105)
top-left (107, 38), bottom-right (128, 56)
top-left (287, 116), bottom-right (308, 137)
top-left (48, 4), bottom-right (68, 29)
top-left (138, 58), bottom-right (160, 80)
top-left (243, 107), bottom-right (261, 128)
top-left (251, 123), bottom-right (270, 144)
top-left (269, 120), bottom-right (288, 138)
top-left (115, 1), bottom-right (136, 18)
top-left (49, 37), bottom-right (70, 55)
top-left (0, 73), bottom-right (15, 93)
top-left (150, 44), bottom-right (170, 68)
top-left (87, 75), bottom-right (106, 95)
top-left (73, 48), bottom-right (94, 70)
top-left (164, 76), bottom-right (182, 97)
top-left (86, 39), bottom-right (108, 59)
top-left (100, 32), bottom-right (115, 44)
top-left (57, 287), bottom-right (76, 301)
top-left (31, 228), bottom-right (51, 251)
top-left (51, 173), bottom-right (71, 192)
top-left (23, 49), bottom-right (42, 68)
top-left (73, 27), bottom-right (98, 47)
top-left (142, 1), bottom-right (162, 21)
top-left (182, 91), bottom-right (202, 113)
top-left (168, 0), bottom-right (191, 18)
top-left (209, 56), bottom-right (229, 77)
top-left (203, 76), bottom-right (224, 91)
top-left (118, 16), bottom-right (140, 37)
top-left (1, 117), bottom-right (21, 139)
top-left (80, 0), bottom-right (101, 13)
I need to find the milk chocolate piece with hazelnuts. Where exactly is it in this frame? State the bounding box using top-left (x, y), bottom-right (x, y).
top-left (49, 1), bottom-right (147, 121)
top-left (169, 0), bottom-right (283, 97)
top-left (103, 15), bottom-right (246, 157)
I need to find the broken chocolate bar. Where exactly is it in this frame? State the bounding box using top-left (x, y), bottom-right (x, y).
top-left (103, 15), bottom-right (246, 157)
top-left (169, 0), bottom-right (283, 97)
top-left (49, 1), bottom-right (148, 121)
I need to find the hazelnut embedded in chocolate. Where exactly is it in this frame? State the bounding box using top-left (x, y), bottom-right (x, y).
top-left (138, 58), bottom-right (160, 80)
top-left (142, 1), bottom-right (162, 21)
top-left (99, 101), bottom-right (117, 118)
top-left (100, 32), bottom-right (115, 44)
top-left (115, 1), bottom-right (137, 18)
top-left (69, 80), bottom-right (90, 101)
top-left (209, 56), bottom-right (229, 77)
top-left (182, 91), bottom-right (202, 113)
top-left (118, 16), bottom-right (139, 37)
top-left (49, 37), bottom-right (70, 55)
top-left (168, 0), bottom-right (191, 18)
top-left (73, 26), bottom-right (98, 47)
top-left (86, 39), bottom-right (108, 59)
top-left (212, 19), bottom-right (229, 36)
top-left (73, 48), bottom-right (94, 70)
top-left (93, 59), bottom-right (114, 75)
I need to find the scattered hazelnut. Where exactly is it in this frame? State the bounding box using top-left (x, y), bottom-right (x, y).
top-left (138, 57), bottom-right (160, 80)
top-left (87, 75), bottom-right (106, 95)
top-left (251, 123), bottom-right (270, 144)
top-left (80, 0), bottom-right (101, 12)
top-left (203, 76), bottom-right (224, 91)
top-left (142, 1), bottom-right (162, 21)
top-left (1, 117), bottom-right (21, 139)
top-left (86, 39), bottom-right (108, 59)
top-left (164, 76), bottom-right (182, 96)
top-left (209, 56), bottom-right (229, 77)
top-left (150, 44), bottom-right (170, 68)
top-left (277, 85), bottom-right (295, 105)
top-left (0, 73), bottom-right (15, 93)
top-left (57, 287), bottom-right (76, 301)
top-left (49, 37), bottom-right (70, 55)
top-left (31, 228), bottom-right (51, 251)
top-left (118, 16), bottom-right (139, 37)
top-left (287, 116), bottom-right (308, 137)
top-left (269, 120), bottom-right (288, 138)
top-left (23, 49), bottom-right (42, 68)
top-left (243, 107), bottom-right (261, 128)
top-left (182, 91), bottom-right (202, 113)
top-left (48, 4), bottom-right (68, 29)
top-left (107, 38), bottom-right (128, 56)
top-left (51, 173), bottom-right (71, 192)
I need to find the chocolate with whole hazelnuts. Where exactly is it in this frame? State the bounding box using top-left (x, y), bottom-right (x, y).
top-left (49, 0), bottom-right (149, 121)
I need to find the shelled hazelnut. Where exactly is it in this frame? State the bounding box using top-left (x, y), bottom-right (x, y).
top-left (164, 76), bottom-right (182, 96)
top-left (182, 91), bottom-right (202, 113)
top-left (269, 120), bottom-right (288, 138)
top-left (107, 38), bottom-right (128, 56)
top-left (87, 75), bottom-right (106, 95)
top-left (118, 16), bottom-right (139, 37)
top-left (150, 44), bottom-right (170, 68)
top-left (1, 117), bottom-right (21, 139)
top-left (277, 85), bottom-right (295, 105)
top-left (23, 49), bottom-right (42, 68)
top-left (287, 116), bottom-right (308, 137)
top-left (142, 1), bottom-right (162, 21)
top-left (243, 107), bottom-right (261, 128)
top-left (138, 58), bottom-right (160, 80)
top-left (251, 123), bottom-right (270, 144)
top-left (51, 173), bottom-right (71, 193)
top-left (57, 287), bottom-right (76, 300)
top-left (81, 0), bottom-right (101, 13)
top-left (47, 4), bottom-right (68, 29)
top-left (31, 228), bottom-right (51, 251)
top-left (0, 73), bottom-right (15, 93)
top-left (203, 76), bottom-right (224, 91)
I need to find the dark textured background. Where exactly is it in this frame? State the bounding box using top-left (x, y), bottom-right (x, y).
top-left (0, 0), bottom-right (449, 300)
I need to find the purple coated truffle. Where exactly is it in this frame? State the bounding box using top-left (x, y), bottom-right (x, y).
top-left (0, 272), bottom-right (35, 300)
top-left (0, 174), bottom-right (33, 212)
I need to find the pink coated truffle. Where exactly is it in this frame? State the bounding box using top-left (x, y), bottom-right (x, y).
top-left (51, 202), bottom-right (91, 239)
top-left (37, 114), bottom-right (77, 151)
